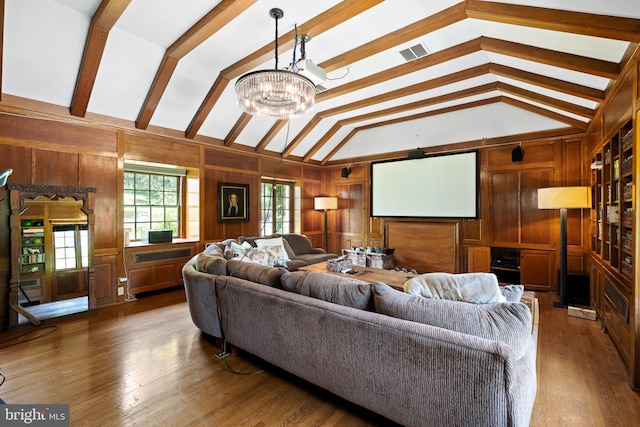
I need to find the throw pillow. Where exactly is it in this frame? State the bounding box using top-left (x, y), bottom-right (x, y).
top-left (230, 240), bottom-right (253, 257)
top-left (243, 245), bottom-right (288, 267)
top-left (500, 284), bottom-right (525, 303)
top-left (403, 272), bottom-right (506, 304)
top-left (255, 237), bottom-right (291, 261)
top-left (280, 271), bottom-right (374, 311)
top-left (195, 253), bottom-right (227, 276)
top-left (373, 282), bottom-right (531, 350)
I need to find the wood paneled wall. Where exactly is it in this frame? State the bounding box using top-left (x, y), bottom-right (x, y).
top-left (0, 112), bottom-right (326, 327)
top-left (322, 137), bottom-right (588, 286)
top-left (0, 104), bottom-right (589, 327)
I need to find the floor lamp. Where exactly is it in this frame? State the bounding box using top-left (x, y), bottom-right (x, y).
top-left (538, 186), bottom-right (592, 308)
top-left (314, 197), bottom-right (338, 252)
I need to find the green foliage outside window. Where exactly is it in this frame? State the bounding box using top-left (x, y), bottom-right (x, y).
top-left (124, 172), bottom-right (180, 240)
top-left (261, 181), bottom-right (291, 235)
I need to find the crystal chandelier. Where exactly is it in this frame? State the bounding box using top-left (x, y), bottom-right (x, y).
top-left (235, 8), bottom-right (316, 120)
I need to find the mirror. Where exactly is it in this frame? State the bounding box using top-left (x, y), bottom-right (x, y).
top-left (7, 184), bottom-right (96, 329)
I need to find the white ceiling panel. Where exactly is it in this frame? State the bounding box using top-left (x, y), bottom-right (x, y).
top-left (3, 0), bottom-right (90, 105)
top-left (87, 29), bottom-right (165, 120)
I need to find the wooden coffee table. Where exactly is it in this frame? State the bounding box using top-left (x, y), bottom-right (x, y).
top-left (299, 261), bottom-right (418, 292)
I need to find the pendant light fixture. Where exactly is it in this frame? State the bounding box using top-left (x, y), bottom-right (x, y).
top-left (235, 8), bottom-right (316, 120)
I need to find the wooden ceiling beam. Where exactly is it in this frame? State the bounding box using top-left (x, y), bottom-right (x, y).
top-left (466, 0), bottom-right (640, 42)
top-left (70, 0), bottom-right (131, 117)
top-left (136, 0), bottom-right (257, 130)
top-left (496, 81), bottom-right (595, 118)
top-left (481, 37), bottom-right (620, 79)
top-left (302, 83), bottom-right (499, 162)
top-left (501, 96), bottom-right (588, 130)
top-left (319, 2), bottom-right (467, 72)
top-left (284, 63), bottom-right (489, 159)
top-left (489, 63), bottom-right (605, 102)
top-left (185, 0), bottom-right (383, 139)
top-left (321, 64), bottom-right (490, 118)
top-left (254, 120), bottom-right (288, 153)
top-left (224, 112), bottom-right (252, 146)
top-left (320, 98), bottom-right (503, 165)
top-left (317, 38), bottom-right (482, 103)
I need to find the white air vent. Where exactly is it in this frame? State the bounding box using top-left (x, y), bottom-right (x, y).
top-left (399, 43), bottom-right (430, 62)
top-left (315, 84), bottom-right (328, 93)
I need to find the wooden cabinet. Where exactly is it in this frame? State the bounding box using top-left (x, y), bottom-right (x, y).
top-left (125, 241), bottom-right (197, 295)
top-left (468, 246), bottom-right (553, 289)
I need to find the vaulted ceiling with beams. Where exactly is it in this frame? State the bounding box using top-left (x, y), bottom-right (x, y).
top-left (2, 0), bottom-right (639, 165)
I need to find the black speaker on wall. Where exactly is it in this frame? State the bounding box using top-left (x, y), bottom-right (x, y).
top-left (408, 148), bottom-right (425, 159)
top-left (341, 167), bottom-right (351, 179)
top-left (511, 145), bottom-right (525, 162)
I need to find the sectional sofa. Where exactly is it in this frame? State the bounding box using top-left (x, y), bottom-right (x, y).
top-left (182, 250), bottom-right (537, 427)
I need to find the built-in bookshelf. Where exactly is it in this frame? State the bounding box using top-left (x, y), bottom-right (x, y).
top-left (590, 118), bottom-right (635, 384)
top-left (19, 219), bottom-right (46, 274)
top-left (591, 119), bottom-right (634, 283)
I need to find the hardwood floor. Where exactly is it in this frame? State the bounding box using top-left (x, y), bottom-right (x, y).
top-left (1, 288), bottom-right (639, 426)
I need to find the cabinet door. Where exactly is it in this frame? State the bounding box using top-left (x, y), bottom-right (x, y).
top-left (468, 246), bottom-right (491, 272)
top-left (521, 249), bottom-right (554, 290)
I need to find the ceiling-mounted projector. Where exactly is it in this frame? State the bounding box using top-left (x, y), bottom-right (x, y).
top-left (295, 59), bottom-right (326, 86)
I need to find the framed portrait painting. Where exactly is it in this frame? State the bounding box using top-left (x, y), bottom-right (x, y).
top-left (218, 183), bottom-right (249, 222)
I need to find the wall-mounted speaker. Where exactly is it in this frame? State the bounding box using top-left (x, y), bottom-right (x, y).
top-left (341, 167), bottom-right (351, 179)
top-left (511, 145), bottom-right (525, 162)
top-left (408, 149), bottom-right (425, 159)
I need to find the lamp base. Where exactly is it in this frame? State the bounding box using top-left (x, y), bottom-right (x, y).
top-left (553, 301), bottom-right (568, 309)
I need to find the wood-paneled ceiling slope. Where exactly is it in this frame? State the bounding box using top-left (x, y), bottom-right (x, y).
top-left (2, 0), bottom-right (639, 165)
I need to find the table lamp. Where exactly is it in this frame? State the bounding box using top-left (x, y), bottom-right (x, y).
top-left (538, 186), bottom-right (592, 308)
top-left (314, 196), bottom-right (338, 252)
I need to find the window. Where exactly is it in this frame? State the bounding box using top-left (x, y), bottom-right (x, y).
top-left (53, 224), bottom-right (88, 270)
top-left (261, 180), bottom-right (294, 235)
top-left (123, 162), bottom-right (199, 243)
top-left (124, 170), bottom-right (181, 241)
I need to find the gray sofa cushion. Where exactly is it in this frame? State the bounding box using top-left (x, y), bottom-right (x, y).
top-left (281, 271), bottom-right (374, 310)
top-left (281, 233), bottom-right (313, 255)
top-left (373, 282), bottom-right (532, 352)
top-left (227, 259), bottom-right (285, 288)
top-left (195, 253), bottom-right (228, 276)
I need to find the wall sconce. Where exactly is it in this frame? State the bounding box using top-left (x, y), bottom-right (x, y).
top-left (341, 167), bottom-right (351, 179)
top-left (314, 196), bottom-right (338, 252)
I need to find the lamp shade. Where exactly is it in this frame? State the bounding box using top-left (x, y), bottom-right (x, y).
top-left (537, 187), bottom-right (592, 209)
top-left (314, 197), bottom-right (338, 210)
